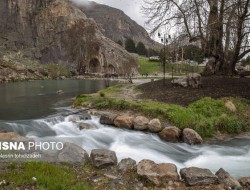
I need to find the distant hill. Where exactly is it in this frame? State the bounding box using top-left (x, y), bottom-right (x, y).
top-left (79, 1), bottom-right (161, 51)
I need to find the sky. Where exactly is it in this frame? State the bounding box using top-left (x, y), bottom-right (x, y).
top-left (73, 0), bottom-right (146, 27)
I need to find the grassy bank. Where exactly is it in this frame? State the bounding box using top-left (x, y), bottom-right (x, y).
top-left (74, 85), bottom-right (250, 138)
top-left (0, 162), bottom-right (90, 190)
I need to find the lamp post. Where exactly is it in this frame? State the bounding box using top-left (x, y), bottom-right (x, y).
top-left (158, 32), bottom-right (171, 84)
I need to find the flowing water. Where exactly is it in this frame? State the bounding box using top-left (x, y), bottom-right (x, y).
top-left (0, 80), bottom-right (250, 178)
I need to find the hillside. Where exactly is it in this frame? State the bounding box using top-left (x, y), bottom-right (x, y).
top-left (79, 1), bottom-right (161, 50)
top-left (0, 0), bottom-right (138, 79)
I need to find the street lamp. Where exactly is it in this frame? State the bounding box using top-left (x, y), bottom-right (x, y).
top-left (158, 32), bottom-right (171, 84)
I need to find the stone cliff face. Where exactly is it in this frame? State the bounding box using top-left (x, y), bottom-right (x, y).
top-left (80, 1), bottom-right (161, 50)
top-left (0, 0), bottom-right (138, 76)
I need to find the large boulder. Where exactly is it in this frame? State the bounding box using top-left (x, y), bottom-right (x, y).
top-left (118, 158), bottom-right (136, 173)
top-left (172, 78), bottom-right (188, 88)
top-left (172, 73), bottom-right (202, 88)
top-left (180, 167), bottom-right (219, 186)
top-left (90, 149), bottom-right (118, 168)
top-left (239, 177), bottom-right (250, 187)
top-left (137, 159), bottom-right (179, 186)
top-left (133, 116), bottom-right (149, 131)
top-left (148, 119), bottom-right (162, 133)
top-left (100, 112), bottom-right (118, 125)
top-left (182, 128), bottom-right (202, 145)
top-left (215, 168), bottom-right (241, 189)
top-left (114, 115), bottom-right (134, 129)
top-left (58, 142), bottom-right (89, 163)
top-left (187, 73), bottom-right (202, 88)
top-left (158, 126), bottom-right (181, 143)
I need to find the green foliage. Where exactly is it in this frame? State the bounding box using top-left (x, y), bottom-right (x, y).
top-left (179, 45), bottom-right (205, 64)
top-left (215, 115), bottom-right (246, 133)
top-left (45, 64), bottom-right (71, 79)
top-left (0, 162), bottom-right (90, 190)
top-left (125, 38), bottom-right (136, 53)
top-left (99, 92), bottom-right (105, 97)
top-left (136, 42), bottom-right (147, 56)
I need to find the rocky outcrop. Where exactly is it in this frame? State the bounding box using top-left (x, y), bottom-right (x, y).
top-left (148, 119), bottom-right (162, 133)
top-left (114, 115), bottom-right (134, 129)
top-left (80, 1), bottom-right (161, 51)
top-left (137, 159), bottom-right (179, 186)
top-left (0, 0), bottom-right (138, 76)
top-left (159, 127), bottom-right (181, 143)
top-left (180, 167), bottom-right (219, 186)
top-left (215, 168), bottom-right (241, 189)
top-left (90, 149), bottom-right (118, 168)
top-left (133, 116), bottom-right (149, 131)
top-left (182, 128), bottom-right (203, 145)
top-left (239, 177), bottom-right (250, 187)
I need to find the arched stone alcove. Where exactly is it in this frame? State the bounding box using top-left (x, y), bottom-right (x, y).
top-left (89, 58), bottom-right (101, 73)
top-left (107, 64), bottom-right (116, 74)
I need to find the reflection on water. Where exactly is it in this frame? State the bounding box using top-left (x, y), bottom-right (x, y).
top-left (0, 79), bottom-right (114, 120)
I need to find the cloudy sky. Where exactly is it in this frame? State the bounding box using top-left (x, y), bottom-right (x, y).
top-left (74, 0), bottom-right (146, 27)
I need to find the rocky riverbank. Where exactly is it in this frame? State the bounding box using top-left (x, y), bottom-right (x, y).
top-left (0, 132), bottom-right (249, 190)
top-left (0, 51), bottom-right (70, 83)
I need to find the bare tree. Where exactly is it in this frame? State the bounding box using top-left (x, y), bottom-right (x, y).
top-left (143, 0), bottom-right (250, 76)
top-left (66, 20), bottom-right (100, 74)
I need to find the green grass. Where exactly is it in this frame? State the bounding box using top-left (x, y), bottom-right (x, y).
top-left (0, 162), bottom-right (90, 190)
top-left (74, 86), bottom-right (249, 137)
top-left (137, 57), bottom-right (162, 74)
top-left (137, 56), bottom-right (204, 75)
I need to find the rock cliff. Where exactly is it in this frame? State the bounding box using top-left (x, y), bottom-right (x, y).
top-left (0, 0), bottom-right (138, 76)
top-left (79, 1), bottom-right (161, 50)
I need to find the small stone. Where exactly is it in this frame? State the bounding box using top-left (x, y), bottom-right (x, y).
top-left (215, 168), bottom-right (241, 189)
top-left (114, 115), bottom-right (134, 129)
top-left (100, 112), bottom-right (118, 125)
top-left (180, 167), bottom-right (218, 186)
top-left (118, 158), bottom-right (136, 173)
top-left (137, 159), bottom-right (179, 186)
top-left (182, 128), bottom-right (202, 145)
top-left (68, 115), bottom-right (81, 123)
top-left (225, 101), bottom-right (236, 112)
top-left (90, 149), bottom-right (118, 168)
top-left (58, 142), bottom-right (89, 163)
top-left (78, 123), bottom-right (97, 130)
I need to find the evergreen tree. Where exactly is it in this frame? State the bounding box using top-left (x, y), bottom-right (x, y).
top-left (136, 42), bottom-right (147, 56)
top-left (125, 38), bottom-right (136, 53)
top-left (116, 40), bottom-right (123, 47)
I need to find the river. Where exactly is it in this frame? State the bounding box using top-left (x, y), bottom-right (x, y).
top-left (0, 80), bottom-right (249, 178)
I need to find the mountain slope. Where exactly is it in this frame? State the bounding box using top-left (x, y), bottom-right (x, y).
top-left (79, 1), bottom-right (161, 50)
top-left (0, 0), bottom-right (138, 77)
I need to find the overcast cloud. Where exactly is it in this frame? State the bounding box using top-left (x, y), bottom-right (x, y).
top-left (74, 0), bottom-right (146, 27)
